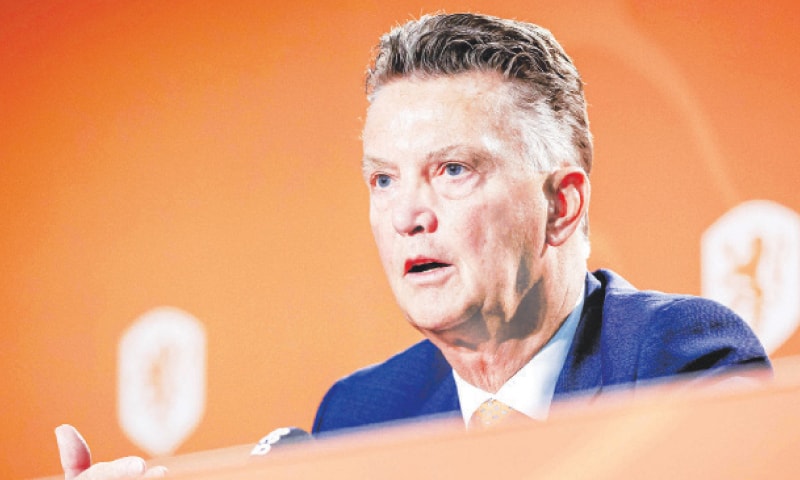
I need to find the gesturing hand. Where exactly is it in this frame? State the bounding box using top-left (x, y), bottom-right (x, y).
top-left (55, 425), bottom-right (167, 479)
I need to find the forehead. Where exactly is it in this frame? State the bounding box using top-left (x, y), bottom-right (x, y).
top-left (362, 72), bottom-right (525, 164)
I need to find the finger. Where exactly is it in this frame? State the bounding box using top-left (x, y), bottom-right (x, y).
top-left (143, 465), bottom-right (169, 478)
top-left (55, 424), bottom-right (92, 480)
top-left (82, 457), bottom-right (147, 479)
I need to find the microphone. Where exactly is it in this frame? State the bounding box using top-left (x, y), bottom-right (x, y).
top-left (250, 427), bottom-right (313, 457)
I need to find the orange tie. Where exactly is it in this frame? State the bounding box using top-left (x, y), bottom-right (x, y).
top-left (469, 399), bottom-right (531, 430)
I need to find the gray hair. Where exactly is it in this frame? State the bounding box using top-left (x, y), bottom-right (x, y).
top-left (366, 13), bottom-right (593, 174)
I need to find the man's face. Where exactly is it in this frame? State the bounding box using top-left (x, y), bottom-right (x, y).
top-left (362, 72), bottom-right (553, 335)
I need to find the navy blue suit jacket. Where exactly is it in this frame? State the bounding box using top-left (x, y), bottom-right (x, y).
top-left (312, 270), bottom-right (770, 434)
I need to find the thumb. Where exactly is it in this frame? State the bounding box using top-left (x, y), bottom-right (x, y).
top-left (55, 424), bottom-right (92, 480)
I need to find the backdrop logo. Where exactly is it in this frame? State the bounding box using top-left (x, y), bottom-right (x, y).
top-left (118, 307), bottom-right (206, 456)
top-left (702, 200), bottom-right (800, 353)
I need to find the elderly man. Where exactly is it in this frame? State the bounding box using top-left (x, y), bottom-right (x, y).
top-left (56, 12), bottom-right (769, 478)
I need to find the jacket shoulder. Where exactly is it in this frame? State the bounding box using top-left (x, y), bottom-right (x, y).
top-left (312, 339), bottom-right (457, 435)
top-left (593, 269), bottom-right (771, 381)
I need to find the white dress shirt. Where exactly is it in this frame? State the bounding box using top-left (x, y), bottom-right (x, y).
top-left (453, 291), bottom-right (584, 427)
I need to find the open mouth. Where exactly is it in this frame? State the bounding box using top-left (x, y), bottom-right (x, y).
top-left (405, 258), bottom-right (451, 275)
top-left (408, 262), bottom-right (449, 273)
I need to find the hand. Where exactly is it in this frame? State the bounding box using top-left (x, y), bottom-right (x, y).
top-left (55, 425), bottom-right (168, 479)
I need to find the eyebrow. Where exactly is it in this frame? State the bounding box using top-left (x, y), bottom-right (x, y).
top-left (427, 145), bottom-right (496, 165)
top-left (361, 156), bottom-right (392, 179)
top-left (362, 145), bottom-right (496, 175)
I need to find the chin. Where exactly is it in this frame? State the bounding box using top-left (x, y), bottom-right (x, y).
top-left (403, 305), bottom-right (476, 336)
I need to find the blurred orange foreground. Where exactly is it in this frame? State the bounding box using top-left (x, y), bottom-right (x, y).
top-left (39, 356), bottom-right (800, 480)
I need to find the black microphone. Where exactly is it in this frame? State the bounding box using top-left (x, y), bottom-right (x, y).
top-left (250, 427), bottom-right (314, 457)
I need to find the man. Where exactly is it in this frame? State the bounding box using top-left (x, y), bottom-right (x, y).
top-left (55, 12), bottom-right (770, 478)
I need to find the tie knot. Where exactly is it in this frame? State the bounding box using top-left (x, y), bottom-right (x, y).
top-left (469, 399), bottom-right (530, 430)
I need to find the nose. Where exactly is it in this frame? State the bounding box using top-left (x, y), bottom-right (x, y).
top-left (392, 185), bottom-right (438, 236)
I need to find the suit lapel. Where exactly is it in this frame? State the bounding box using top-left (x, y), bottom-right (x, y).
top-left (415, 341), bottom-right (461, 417)
top-left (553, 272), bottom-right (605, 402)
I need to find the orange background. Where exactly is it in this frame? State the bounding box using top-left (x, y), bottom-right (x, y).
top-left (2, 1), bottom-right (798, 478)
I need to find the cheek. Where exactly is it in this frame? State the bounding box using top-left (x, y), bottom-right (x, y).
top-left (459, 196), bottom-right (540, 268)
top-left (453, 205), bottom-right (515, 286)
top-left (370, 209), bottom-right (395, 267)
top-left (459, 204), bottom-right (493, 256)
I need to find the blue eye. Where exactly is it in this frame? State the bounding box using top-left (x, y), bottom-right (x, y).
top-left (375, 174), bottom-right (392, 188)
top-left (444, 163), bottom-right (464, 176)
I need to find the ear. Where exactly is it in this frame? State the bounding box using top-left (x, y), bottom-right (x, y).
top-left (545, 167), bottom-right (590, 247)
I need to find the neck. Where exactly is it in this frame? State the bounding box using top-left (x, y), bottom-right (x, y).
top-left (426, 268), bottom-right (585, 393)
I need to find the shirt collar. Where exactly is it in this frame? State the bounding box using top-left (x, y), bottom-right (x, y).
top-left (453, 289), bottom-right (584, 426)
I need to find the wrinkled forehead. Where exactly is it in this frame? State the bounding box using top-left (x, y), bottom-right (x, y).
top-left (363, 73), bottom-right (525, 140)
top-left (362, 72), bottom-right (537, 168)
top-left (366, 70), bottom-right (514, 105)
